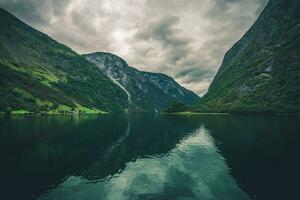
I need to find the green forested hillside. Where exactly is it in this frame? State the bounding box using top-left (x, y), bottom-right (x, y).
top-left (194, 0), bottom-right (300, 113)
top-left (0, 7), bottom-right (128, 113)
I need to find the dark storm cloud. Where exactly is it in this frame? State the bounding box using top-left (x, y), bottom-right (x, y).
top-left (0, 0), bottom-right (269, 95)
top-left (136, 16), bottom-right (191, 64)
top-left (0, 0), bottom-right (70, 25)
top-left (175, 68), bottom-right (215, 83)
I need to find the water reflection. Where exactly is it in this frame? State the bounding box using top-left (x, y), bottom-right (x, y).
top-left (1, 114), bottom-right (299, 200)
top-left (0, 114), bottom-right (203, 199)
top-left (0, 115), bottom-right (129, 199)
top-left (39, 126), bottom-right (249, 200)
top-left (200, 115), bottom-right (300, 200)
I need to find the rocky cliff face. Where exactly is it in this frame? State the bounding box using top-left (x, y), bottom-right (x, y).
top-left (84, 52), bottom-right (200, 112)
top-left (195, 0), bottom-right (300, 113)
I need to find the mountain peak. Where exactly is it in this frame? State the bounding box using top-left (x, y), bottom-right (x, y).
top-left (83, 52), bottom-right (129, 70)
top-left (83, 53), bottom-right (199, 111)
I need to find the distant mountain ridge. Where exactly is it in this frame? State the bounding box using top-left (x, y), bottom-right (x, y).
top-left (194, 0), bottom-right (300, 113)
top-left (83, 52), bottom-right (199, 112)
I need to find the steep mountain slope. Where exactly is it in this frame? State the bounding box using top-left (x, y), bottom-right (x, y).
top-left (83, 52), bottom-right (200, 112)
top-left (195, 0), bottom-right (300, 113)
top-left (0, 7), bottom-right (129, 113)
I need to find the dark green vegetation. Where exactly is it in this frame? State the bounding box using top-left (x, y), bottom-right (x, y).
top-left (0, 7), bottom-right (130, 113)
top-left (164, 102), bottom-right (188, 113)
top-left (195, 0), bottom-right (300, 113)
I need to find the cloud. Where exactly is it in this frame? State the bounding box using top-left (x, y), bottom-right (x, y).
top-left (136, 16), bottom-right (191, 64)
top-left (0, 0), bottom-right (71, 24)
top-left (0, 0), bottom-right (269, 95)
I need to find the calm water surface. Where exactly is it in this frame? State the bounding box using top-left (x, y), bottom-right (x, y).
top-left (0, 114), bottom-right (299, 200)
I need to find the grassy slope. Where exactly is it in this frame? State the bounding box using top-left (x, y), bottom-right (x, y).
top-left (0, 7), bottom-right (128, 113)
top-left (194, 0), bottom-right (300, 113)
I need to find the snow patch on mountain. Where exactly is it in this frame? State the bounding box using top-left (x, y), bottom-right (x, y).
top-left (107, 71), bottom-right (132, 104)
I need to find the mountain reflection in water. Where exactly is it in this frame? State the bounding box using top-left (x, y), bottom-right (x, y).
top-left (0, 114), bottom-right (299, 200)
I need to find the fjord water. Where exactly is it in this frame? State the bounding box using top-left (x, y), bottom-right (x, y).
top-left (0, 114), bottom-right (299, 200)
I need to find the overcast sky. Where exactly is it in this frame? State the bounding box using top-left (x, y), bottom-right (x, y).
top-left (0, 0), bottom-right (268, 95)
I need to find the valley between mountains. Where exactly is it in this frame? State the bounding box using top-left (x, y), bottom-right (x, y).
top-left (0, 0), bottom-right (299, 114)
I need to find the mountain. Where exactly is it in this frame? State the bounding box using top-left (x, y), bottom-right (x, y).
top-left (0, 7), bottom-right (132, 113)
top-left (83, 52), bottom-right (199, 112)
top-left (194, 0), bottom-right (300, 113)
top-left (0, 7), bottom-right (198, 114)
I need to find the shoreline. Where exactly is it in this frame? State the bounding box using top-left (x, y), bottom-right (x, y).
top-left (1, 110), bottom-right (299, 117)
top-left (0, 111), bottom-right (108, 116)
top-left (162, 111), bottom-right (230, 115)
top-left (162, 111), bottom-right (300, 116)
